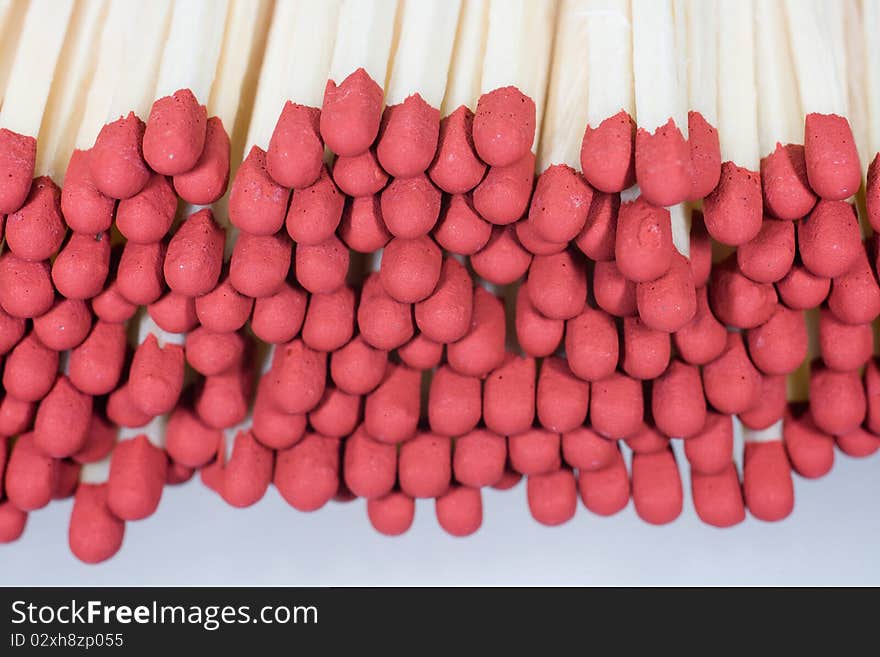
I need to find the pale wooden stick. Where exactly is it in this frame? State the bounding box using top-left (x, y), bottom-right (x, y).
top-left (841, 0), bottom-right (869, 170)
top-left (36, 0), bottom-right (108, 180)
top-left (586, 0), bottom-right (633, 128)
top-left (80, 456), bottom-right (112, 484)
top-left (154, 0), bottom-right (229, 103)
top-left (669, 0), bottom-right (691, 256)
top-left (783, 0), bottom-right (847, 117)
top-left (385, 0), bottom-right (462, 108)
top-left (862, 0), bottom-right (879, 158)
top-left (684, 0), bottom-right (717, 125)
top-left (823, 0), bottom-right (849, 117)
top-left (538, 0), bottom-right (592, 171)
top-left (755, 0), bottom-right (802, 156)
top-left (118, 416), bottom-right (167, 449)
top-left (105, 0), bottom-right (173, 120)
top-left (327, 0), bottom-right (398, 88)
top-left (743, 420), bottom-right (783, 443)
top-left (716, 0), bottom-right (759, 169)
top-left (75, 0), bottom-right (129, 148)
top-left (205, 0), bottom-right (272, 237)
top-left (441, 0), bottom-right (488, 114)
top-left (481, 0), bottom-right (558, 151)
top-left (539, 0), bottom-right (633, 172)
top-left (282, 0), bottom-right (340, 108)
top-left (0, 0), bottom-right (75, 138)
top-left (246, 0), bottom-right (340, 152)
top-left (0, 0), bottom-right (29, 107)
top-left (631, 0), bottom-right (687, 136)
top-left (208, 0), bottom-right (273, 163)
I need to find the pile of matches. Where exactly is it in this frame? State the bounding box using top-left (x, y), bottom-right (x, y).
top-left (1, 0), bottom-right (880, 564)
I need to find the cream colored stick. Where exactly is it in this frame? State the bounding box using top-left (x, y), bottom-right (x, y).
top-left (631, 0), bottom-right (687, 136)
top-left (743, 420), bottom-right (783, 444)
top-left (105, 0), bottom-right (173, 120)
top-left (783, 0), bottom-right (847, 118)
top-left (76, 0), bottom-right (171, 148)
top-left (822, 0), bottom-right (849, 117)
top-left (327, 0), bottom-right (398, 88)
top-left (74, 0), bottom-right (129, 148)
top-left (36, 0), bottom-right (108, 181)
top-left (385, 0), bottom-right (461, 108)
top-left (0, 0), bottom-right (75, 138)
top-left (282, 0), bottom-right (340, 108)
top-left (481, 0), bottom-right (558, 151)
top-left (154, 0), bottom-right (229, 103)
top-left (586, 0), bottom-right (633, 129)
top-left (441, 0), bottom-right (488, 114)
top-left (716, 0), bottom-right (759, 170)
top-left (246, 0), bottom-right (340, 152)
top-left (208, 0), bottom-right (272, 170)
top-left (538, 0), bottom-right (591, 171)
top-left (0, 0), bottom-right (29, 108)
top-left (863, 0), bottom-right (879, 159)
top-left (684, 0), bottom-right (716, 126)
top-left (840, 0), bottom-right (868, 170)
top-left (80, 456), bottom-right (111, 484)
top-left (755, 0), bottom-right (802, 156)
top-left (539, 0), bottom-right (633, 172)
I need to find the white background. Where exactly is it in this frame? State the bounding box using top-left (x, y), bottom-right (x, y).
top-left (2, 440), bottom-right (878, 586)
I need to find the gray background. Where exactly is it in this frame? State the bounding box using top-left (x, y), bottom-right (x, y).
top-left (2, 440), bottom-right (878, 586)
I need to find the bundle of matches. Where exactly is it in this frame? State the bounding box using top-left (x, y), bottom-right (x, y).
top-left (1, 0), bottom-right (879, 564)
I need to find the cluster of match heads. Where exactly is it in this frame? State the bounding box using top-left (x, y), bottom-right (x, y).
top-left (2, 6), bottom-right (880, 565)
